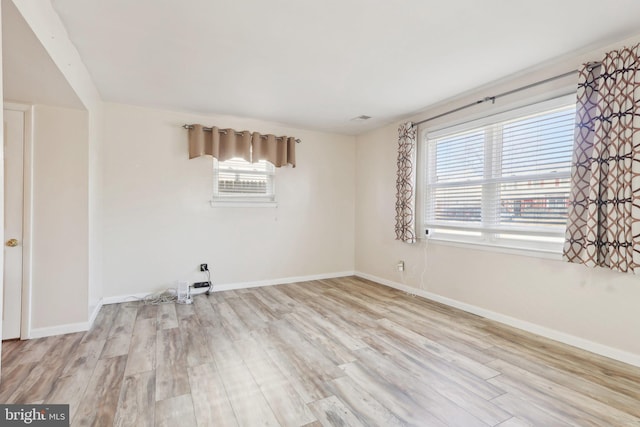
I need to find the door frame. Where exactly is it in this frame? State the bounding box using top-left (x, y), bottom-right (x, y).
top-left (3, 102), bottom-right (33, 340)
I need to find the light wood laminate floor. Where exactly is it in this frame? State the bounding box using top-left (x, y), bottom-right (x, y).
top-left (2, 276), bottom-right (640, 426)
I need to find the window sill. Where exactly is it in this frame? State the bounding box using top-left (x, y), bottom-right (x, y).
top-left (425, 236), bottom-right (564, 261)
top-left (210, 200), bottom-right (278, 208)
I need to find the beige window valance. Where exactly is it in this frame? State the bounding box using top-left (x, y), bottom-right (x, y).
top-left (186, 124), bottom-right (297, 168)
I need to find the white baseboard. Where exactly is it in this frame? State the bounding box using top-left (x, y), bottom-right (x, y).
top-left (29, 321), bottom-right (90, 339)
top-left (102, 292), bottom-right (151, 305)
top-left (88, 299), bottom-right (104, 327)
top-left (102, 271), bottom-right (355, 305)
top-left (26, 272), bottom-right (356, 337)
top-left (211, 270), bottom-right (355, 292)
top-left (25, 300), bottom-right (103, 339)
top-left (354, 271), bottom-right (640, 368)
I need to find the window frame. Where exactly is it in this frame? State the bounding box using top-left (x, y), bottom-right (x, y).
top-left (211, 158), bottom-right (277, 208)
top-left (421, 94), bottom-right (576, 255)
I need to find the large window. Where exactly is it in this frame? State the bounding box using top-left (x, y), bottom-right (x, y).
top-left (213, 158), bottom-right (275, 205)
top-left (424, 96), bottom-right (575, 252)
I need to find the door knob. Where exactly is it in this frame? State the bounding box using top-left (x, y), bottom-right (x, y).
top-left (6, 239), bottom-right (18, 247)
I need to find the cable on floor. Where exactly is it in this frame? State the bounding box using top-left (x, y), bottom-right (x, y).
top-left (142, 289), bottom-right (178, 305)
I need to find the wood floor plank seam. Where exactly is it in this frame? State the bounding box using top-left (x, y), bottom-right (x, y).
top-left (2, 276), bottom-right (640, 427)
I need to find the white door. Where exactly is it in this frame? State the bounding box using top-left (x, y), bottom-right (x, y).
top-left (3, 109), bottom-right (24, 340)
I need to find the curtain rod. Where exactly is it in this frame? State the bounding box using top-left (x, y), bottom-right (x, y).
top-left (182, 124), bottom-right (301, 144)
top-left (411, 62), bottom-right (602, 128)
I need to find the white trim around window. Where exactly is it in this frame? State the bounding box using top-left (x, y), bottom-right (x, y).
top-left (422, 94), bottom-right (576, 255)
top-left (211, 158), bottom-right (278, 208)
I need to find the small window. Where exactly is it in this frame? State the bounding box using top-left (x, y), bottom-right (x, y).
top-left (424, 95), bottom-right (575, 252)
top-left (213, 158), bottom-right (275, 205)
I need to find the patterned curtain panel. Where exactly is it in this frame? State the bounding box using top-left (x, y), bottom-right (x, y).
top-left (395, 122), bottom-right (418, 244)
top-left (563, 44), bottom-right (640, 273)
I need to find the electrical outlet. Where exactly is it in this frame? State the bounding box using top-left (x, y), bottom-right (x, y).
top-left (193, 281), bottom-right (211, 288)
top-left (200, 263), bottom-right (208, 272)
top-left (397, 261), bottom-right (405, 272)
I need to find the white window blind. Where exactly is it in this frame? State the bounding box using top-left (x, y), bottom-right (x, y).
top-left (213, 158), bottom-right (275, 203)
top-left (424, 96), bottom-right (575, 251)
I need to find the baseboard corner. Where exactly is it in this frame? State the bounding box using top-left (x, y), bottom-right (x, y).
top-left (353, 271), bottom-right (640, 368)
top-left (29, 322), bottom-right (90, 339)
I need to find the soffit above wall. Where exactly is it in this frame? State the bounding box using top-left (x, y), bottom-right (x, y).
top-left (2, 0), bottom-right (83, 109)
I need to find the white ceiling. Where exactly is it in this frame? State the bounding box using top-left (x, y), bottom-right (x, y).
top-left (49, 0), bottom-right (640, 134)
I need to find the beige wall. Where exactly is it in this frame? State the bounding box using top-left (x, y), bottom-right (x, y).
top-left (356, 121), bottom-right (640, 355)
top-left (10, 0), bottom-right (104, 331)
top-left (87, 105), bottom-right (103, 319)
top-left (355, 35), bottom-right (640, 360)
top-left (31, 105), bottom-right (89, 329)
top-left (102, 103), bottom-right (355, 297)
top-left (0, 0), bottom-right (5, 349)
top-left (9, 2), bottom-right (640, 361)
